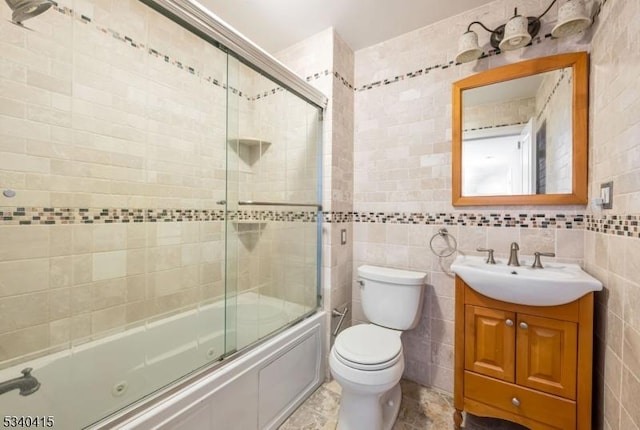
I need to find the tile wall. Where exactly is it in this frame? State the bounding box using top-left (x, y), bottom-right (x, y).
top-left (0, 0), bottom-right (227, 366)
top-left (275, 2), bottom-right (639, 427)
top-left (276, 28), bottom-right (355, 352)
top-left (536, 68), bottom-right (573, 193)
top-left (586, 0), bottom-right (640, 429)
top-left (0, 0), bottom-right (321, 369)
top-left (351, 0), bottom-right (591, 391)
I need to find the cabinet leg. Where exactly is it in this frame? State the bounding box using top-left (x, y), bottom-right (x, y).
top-left (453, 409), bottom-right (463, 429)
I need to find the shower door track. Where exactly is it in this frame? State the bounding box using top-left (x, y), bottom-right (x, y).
top-left (141, 0), bottom-right (328, 109)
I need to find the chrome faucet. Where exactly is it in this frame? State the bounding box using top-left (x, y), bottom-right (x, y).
top-left (0, 368), bottom-right (40, 397)
top-left (507, 242), bottom-right (520, 266)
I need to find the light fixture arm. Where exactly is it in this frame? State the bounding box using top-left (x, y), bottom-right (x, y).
top-left (466, 20), bottom-right (495, 34)
top-left (535, 0), bottom-right (558, 22)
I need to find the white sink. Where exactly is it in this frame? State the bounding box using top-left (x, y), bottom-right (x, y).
top-left (451, 255), bottom-right (602, 306)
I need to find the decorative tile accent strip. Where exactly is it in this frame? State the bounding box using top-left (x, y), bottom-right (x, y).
top-left (536, 69), bottom-right (570, 122)
top-left (302, 35), bottom-right (565, 96)
top-left (349, 212), bottom-right (584, 228)
top-left (586, 214), bottom-right (640, 238)
top-left (0, 207), bottom-right (319, 225)
top-left (49, 2), bottom-right (263, 101)
top-left (463, 121), bottom-right (528, 134)
top-left (7, 209), bottom-right (638, 235)
top-left (323, 212), bottom-right (587, 229)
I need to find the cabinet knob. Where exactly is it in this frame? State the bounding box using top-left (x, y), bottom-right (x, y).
top-left (505, 319), bottom-right (514, 327)
top-left (512, 397), bottom-right (521, 407)
top-left (519, 322), bottom-right (528, 330)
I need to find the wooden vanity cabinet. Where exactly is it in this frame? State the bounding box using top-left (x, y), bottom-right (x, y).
top-left (454, 276), bottom-right (595, 430)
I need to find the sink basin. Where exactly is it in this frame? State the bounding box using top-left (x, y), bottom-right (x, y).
top-left (451, 255), bottom-right (602, 306)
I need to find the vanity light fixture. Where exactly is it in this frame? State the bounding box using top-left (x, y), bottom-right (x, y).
top-left (455, 0), bottom-right (592, 64)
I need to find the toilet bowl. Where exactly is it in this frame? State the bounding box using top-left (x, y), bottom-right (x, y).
top-left (329, 265), bottom-right (426, 430)
top-left (330, 324), bottom-right (404, 430)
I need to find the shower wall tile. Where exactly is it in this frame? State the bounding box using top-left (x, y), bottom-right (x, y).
top-left (0, 325), bottom-right (50, 363)
top-left (92, 251), bottom-right (127, 281)
top-left (0, 0), bottom-right (245, 368)
top-left (0, 259), bottom-right (49, 296)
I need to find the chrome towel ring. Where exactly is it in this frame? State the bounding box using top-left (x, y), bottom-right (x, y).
top-left (429, 228), bottom-right (458, 258)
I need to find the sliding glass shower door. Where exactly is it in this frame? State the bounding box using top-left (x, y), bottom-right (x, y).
top-left (225, 56), bottom-right (322, 353)
top-left (0, 0), bottom-right (322, 427)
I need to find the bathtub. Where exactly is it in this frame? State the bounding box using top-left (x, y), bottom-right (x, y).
top-left (0, 293), bottom-right (326, 430)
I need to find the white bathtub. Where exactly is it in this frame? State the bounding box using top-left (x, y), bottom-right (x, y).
top-left (0, 293), bottom-right (326, 430)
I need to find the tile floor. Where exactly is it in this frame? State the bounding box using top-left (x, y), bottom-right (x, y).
top-left (279, 379), bottom-right (528, 430)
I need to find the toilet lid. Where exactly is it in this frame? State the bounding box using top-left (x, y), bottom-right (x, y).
top-left (334, 325), bottom-right (402, 368)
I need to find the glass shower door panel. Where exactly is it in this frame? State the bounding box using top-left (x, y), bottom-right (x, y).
top-left (0, 2), bottom-right (231, 427)
top-left (224, 59), bottom-right (322, 351)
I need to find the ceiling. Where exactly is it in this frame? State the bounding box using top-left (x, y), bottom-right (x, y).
top-left (197, 0), bottom-right (497, 53)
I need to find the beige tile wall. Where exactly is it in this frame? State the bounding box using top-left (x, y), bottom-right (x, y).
top-left (464, 97), bottom-right (535, 131)
top-left (0, 0), bottom-right (322, 369)
top-left (276, 28), bottom-right (355, 352)
top-left (351, 0), bottom-right (592, 392)
top-left (587, 1), bottom-right (640, 429)
top-left (0, 221), bottom-right (224, 365)
top-left (536, 68), bottom-right (573, 193)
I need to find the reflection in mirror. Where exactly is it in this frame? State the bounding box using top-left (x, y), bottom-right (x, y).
top-left (452, 52), bottom-right (588, 206)
top-left (462, 67), bottom-right (573, 196)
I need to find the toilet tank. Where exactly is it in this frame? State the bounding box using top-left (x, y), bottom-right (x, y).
top-left (357, 265), bottom-right (426, 330)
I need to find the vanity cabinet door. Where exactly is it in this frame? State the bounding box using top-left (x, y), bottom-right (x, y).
top-left (464, 305), bottom-right (516, 382)
top-left (516, 314), bottom-right (578, 399)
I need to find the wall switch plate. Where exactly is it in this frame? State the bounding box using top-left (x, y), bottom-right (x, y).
top-left (341, 229), bottom-right (347, 245)
top-left (600, 181), bottom-right (613, 209)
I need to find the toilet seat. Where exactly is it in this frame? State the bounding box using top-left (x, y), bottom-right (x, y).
top-left (334, 324), bottom-right (402, 371)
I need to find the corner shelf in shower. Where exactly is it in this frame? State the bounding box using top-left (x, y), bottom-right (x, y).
top-left (231, 220), bottom-right (268, 231)
top-left (228, 137), bottom-right (271, 148)
top-left (227, 137), bottom-right (272, 173)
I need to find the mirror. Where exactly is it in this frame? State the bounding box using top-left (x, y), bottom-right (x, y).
top-left (452, 52), bottom-right (588, 206)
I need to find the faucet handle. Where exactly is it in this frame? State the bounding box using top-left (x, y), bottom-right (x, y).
top-left (476, 248), bottom-right (496, 264)
top-left (21, 368), bottom-right (33, 377)
top-left (532, 252), bottom-right (555, 269)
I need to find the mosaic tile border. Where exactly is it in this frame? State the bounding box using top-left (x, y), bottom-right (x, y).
top-left (463, 121), bottom-right (528, 134)
top-left (308, 0), bottom-right (611, 97)
top-left (3, 208), bottom-right (637, 237)
top-left (50, 0), bottom-right (610, 102)
top-left (348, 212), bottom-right (585, 229)
top-left (0, 208), bottom-right (320, 225)
top-left (48, 2), bottom-right (278, 102)
top-left (586, 214), bottom-right (640, 238)
top-left (536, 69), bottom-right (571, 122)
top-left (301, 34), bottom-right (558, 95)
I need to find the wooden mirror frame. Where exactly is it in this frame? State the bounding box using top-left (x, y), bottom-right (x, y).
top-left (452, 52), bottom-right (589, 206)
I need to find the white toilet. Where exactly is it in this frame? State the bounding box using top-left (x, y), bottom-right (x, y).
top-left (329, 264), bottom-right (426, 430)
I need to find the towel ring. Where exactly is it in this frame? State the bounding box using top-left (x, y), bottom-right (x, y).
top-left (429, 228), bottom-right (458, 258)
